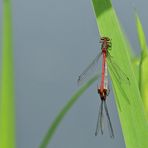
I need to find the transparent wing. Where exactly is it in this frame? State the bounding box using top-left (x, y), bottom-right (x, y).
top-left (111, 70), bottom-right (130, 108)
top-left (95, 100), bottom-right (104, 136)
top-left (104, 100), bottom-right (114, 138)
top-left (78, 52), bottom-right (102, 85)
top-left (107, 53), bottom-right (130, 85)
top-left (107, 53), bottom-right (130, 106)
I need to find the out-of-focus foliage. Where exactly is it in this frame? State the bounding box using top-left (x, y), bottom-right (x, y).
top-left (40, 75), bottom-right (98, 148)
top-left (0, 0), bottom-right (16, 148)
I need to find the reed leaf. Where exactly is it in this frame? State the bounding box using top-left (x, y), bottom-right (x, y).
top-left (0, 0), bottom-right (16, 148)
top-left (91, 0), bottom-right (148, 148)
top-left (135, 14), bottom-right (148, 120)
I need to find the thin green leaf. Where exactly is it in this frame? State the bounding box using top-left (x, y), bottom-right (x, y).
top-left (135, 13), bottom-right (148, 55)
top-left (92, 0), bottom-right (148, 148)
top-left (40, 75), bottom-right (98, 148)
top-left (0, 0), bottom-right (16, 148)
top-left (135, 14), bottom-right (148, 120)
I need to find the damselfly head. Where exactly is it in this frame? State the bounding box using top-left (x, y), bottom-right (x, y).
top-left (100, 37), bottom-right (112, 50)
top-left (100, 37), bottom-right (110, 42)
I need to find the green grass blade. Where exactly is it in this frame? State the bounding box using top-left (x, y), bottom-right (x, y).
top-left (92, 0), bottom-right (148, 148)
top-left (0, 0), bottom-right (16, 148)
top-left (40, 75), bottom-right (98, 148)
top-left (135, 14), bottom-right (148, 120)
top-left (135, 14), bottom-right (148, 55)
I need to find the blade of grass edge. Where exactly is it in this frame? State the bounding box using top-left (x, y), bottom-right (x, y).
top-left (91, 0), bottom-right (148, 148)
top-left (135, 13), bottom-right (148, 120)
top-left (0, 0), bottom-right (16, 148)
top-left (40, 75), bottom-right (98, 148)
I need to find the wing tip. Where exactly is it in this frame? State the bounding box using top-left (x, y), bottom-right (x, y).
top-left (77, 76), bottom-right (81, 85)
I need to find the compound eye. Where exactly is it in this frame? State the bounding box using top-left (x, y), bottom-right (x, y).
top-left (100, 37), bottom-right (105, 40)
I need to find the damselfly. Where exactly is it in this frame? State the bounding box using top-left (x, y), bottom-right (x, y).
top-left (77, 37), bottom-right (130, 138)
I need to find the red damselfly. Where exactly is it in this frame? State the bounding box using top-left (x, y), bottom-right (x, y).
top-left (77, 37), bottom-right (130, 138)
